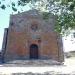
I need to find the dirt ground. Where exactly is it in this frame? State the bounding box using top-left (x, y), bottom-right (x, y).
top-left (0, 57), bottom-right (75, 75)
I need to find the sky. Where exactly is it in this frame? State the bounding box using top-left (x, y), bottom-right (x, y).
top-left (0, 9), bottom-right (10, 50)
top-left (0, 0), bottom-right (75, 52)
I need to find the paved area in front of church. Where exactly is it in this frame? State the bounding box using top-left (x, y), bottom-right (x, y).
top-left (0, 59), bottom-right (62, 67)
top-left (0, 57), bottom-right (75, 74)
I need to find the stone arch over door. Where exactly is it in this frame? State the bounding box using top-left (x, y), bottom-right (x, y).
top-left (30, 44), bottom-right (38, 59)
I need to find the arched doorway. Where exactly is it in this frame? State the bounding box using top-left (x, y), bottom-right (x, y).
top-left (30, 44), bottom-right (38, 59)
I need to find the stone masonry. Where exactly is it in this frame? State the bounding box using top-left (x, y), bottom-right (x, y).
top-left (2, 10), bottom-right (64, 62)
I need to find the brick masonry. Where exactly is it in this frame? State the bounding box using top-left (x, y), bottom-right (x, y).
top-left (2, 10), bottom-right (64, 62)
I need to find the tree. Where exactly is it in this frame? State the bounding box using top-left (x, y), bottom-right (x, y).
top-left (0, 0), bottom-right (75, 35)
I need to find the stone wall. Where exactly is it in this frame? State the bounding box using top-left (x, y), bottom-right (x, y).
top-left (3, 10), bottom-right (64, 62)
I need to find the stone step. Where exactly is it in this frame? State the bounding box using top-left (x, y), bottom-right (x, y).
top-left (4, 60), bottom-right (62, 66)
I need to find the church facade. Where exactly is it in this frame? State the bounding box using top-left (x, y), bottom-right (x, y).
top-left (2, 10), bottom-right (64, 62)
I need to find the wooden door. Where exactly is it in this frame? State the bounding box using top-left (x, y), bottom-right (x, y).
top-left (30, 44), bottom-right (38, 59)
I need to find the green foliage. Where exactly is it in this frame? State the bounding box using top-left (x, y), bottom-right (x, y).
top-left (69, 1), bottom-right (75, 11)
top-left (12, 7), bottom-right (17, 11)
top-left (1, 5), bottom-right (6, 9)
top-left (0, 1), bottom-right (1, 4)
top-left (12, 2), bottom-right (15, 7)
top-left (61, 0), bottom-right (68, 5)
top-left (17, 0), bottom-right (32, 6)
top-left (18, 1), bottom-right (22, 6)
top-left (55, 12), bottom-right (75, 35)
top-left (0, 0), bottom-right (75, 35)
top-left (43, 12), bottom-right (50, 20)
top-left (69, 3), bottom-right (74, 11)
top-left (20, 0), bottom-right (31, 3)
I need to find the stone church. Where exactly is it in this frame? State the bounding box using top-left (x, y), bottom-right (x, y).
top-left (2, 10), bottom-right (64, 62)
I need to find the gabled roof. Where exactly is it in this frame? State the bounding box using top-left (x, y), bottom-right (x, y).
top-left (11, 9), bottom-right (40, 17)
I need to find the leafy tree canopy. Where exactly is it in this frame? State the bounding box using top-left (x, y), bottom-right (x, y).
top-left (0, 0), bottom-right (75, 35)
